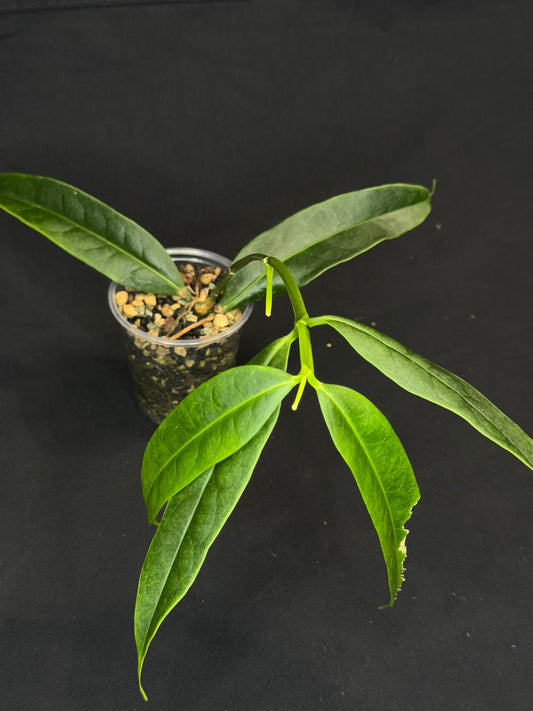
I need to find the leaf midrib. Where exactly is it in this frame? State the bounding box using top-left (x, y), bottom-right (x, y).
top-left (231, 192), bottom-right (429, 305)
top-left (1, 191), bottom-right (181, 291)
top-left (284, 187), bottom-right (428, 265)
top-left (138, 467), bottom-right (213, 662)
top-left (327, 317), bottom-right (527, 457)
top-left (145, 377), bottom-right (295, 507)
top-left (139, 407), bottom-right (282, 667)
top-left (321, 385), bottom-right (401, 567)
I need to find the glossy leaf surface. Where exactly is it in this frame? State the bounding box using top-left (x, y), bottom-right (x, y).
top-left (142, 365), bottom-right (296, 522)
top-left (220, 184), bottom-right (432, 310)
top-left (0, 173), bottom-right (183, 293)
top-left (316, 381), bottom-right (419, 606)
top-left (315, 315), bottom-right (533, 469)
top-left (135, 411), bottom-right (280, 700)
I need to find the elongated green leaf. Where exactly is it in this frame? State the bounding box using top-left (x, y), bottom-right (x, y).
top-left (315, 381), bottom-right (420, 606)
top-left (314, 315), bottom-right (533, 469)
top-left (142, 365), bottom-right (296, 523)
top-left (0, 173), bottom-right (183, 293)
top-left (248, 331), bottom-right (297, 369)
top-left (135, 411), bottom-right (280, 700)
top-left (220, 184), bottom-right (432, 310)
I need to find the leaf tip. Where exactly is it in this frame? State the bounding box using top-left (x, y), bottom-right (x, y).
top-left (378, 599), bottom-right (394, 611)
top-left (138, 659), bottom-right (149, 701)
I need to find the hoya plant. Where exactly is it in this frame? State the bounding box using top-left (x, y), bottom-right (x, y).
top-left (0, 173), bottom-right (531, 700)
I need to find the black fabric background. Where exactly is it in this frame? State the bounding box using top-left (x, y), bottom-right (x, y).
top-left (1, 2), bottom-right (532, 709)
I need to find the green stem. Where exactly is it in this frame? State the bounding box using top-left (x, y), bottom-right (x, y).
top-left (291, 317), bottom-right (314, 411)
top-left (296, 319), bottom-right (314, 373)
top-left (222, 253), bottom-right (309, 323)
top-left (224, 253), bottom-right (315, 409)
top-left (263, 256), bottom-right (309, 322)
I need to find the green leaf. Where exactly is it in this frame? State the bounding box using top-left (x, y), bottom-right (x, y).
top-left (315, 381), bottom-right (420, 606)
top-left (220, 183), bottom-right (432, 310)
top-left (135, 410), bottom-right (280, 700)
top-left (314, 315), bottom-right (533, 470)
top-left (142, 365), bottom-right (297, 523)
top-left (0, 173), bottom-right (183, 294)
top-left (248, 331), bottom-right (297, 370)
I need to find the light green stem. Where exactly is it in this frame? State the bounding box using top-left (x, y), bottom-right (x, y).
top-left (264, 258), bottom-right (274, 317)
top-left (228, 253), bottom-right (315, 409)
top-left (228, 253), bottom-right (308, 322)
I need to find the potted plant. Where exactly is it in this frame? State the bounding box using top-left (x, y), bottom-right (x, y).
top-left (107, 247), bottom-right (254, 423)
top-left (1, 173), bottom-right (531, 700)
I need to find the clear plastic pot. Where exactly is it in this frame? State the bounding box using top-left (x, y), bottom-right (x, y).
top-left (108, 247), bottom-right (253, 424)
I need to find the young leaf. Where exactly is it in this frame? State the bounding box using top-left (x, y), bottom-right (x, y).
top-left (313, 316), bottom-right (533, 469)
top-left (220, 184), bottom-right (432, 310)
top-left (142, 365), bottom-right (297, 523)
top-left (135, 410), bottom-right (280, 700)
top-left (0, 173), bottom-right (184, 294)
top-left (315, 381), bottom-right (420, 607)
top-left (248, 331), bottom-right (297, 370)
